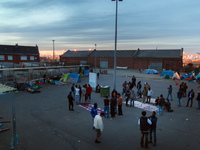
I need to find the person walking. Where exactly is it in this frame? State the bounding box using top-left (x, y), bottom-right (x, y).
top-left (110, 93), bottom-right (117, 118)
top-left (86, 84), bottom-right (92, 103)
top-left (158, 94), bottom-right (165, 115)
top-left (167, 85), bottom-right (173, 101)
top-left (149, 111), bottom-right (157, 146)
top-left (196, 91), bottom-right (200, 110)
top-left (117, 93), bottom-right (123, 115)
top-left (104, 96), bottom-right (110, 118)
top-left (130, 89), bottom-right (136, 107)
top-left (186, 89), bottom-right (195, 107)
top-left (94, 112), bottom-right (104, 143)
top-left (142, 87), bottom-right (148, 103)
top-left (177, 88), bottom-right (183, 107)
top-left (68, 92), bottom-right (74, 111)
top-left (90, 103), bottom-right (98, 130)
top-left (147, 88), bottom-right (153, 104)
top-left (138, 111), bottom-right (152, 149)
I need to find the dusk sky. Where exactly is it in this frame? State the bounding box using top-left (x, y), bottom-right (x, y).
top-left (1, 0), bottom-right (200, 56)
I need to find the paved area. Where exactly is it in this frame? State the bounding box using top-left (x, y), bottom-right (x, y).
top-left (0, 69), bottom-right (200, 150)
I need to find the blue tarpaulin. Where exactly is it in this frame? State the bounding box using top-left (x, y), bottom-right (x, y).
top-left (196, 73), bottom-right (200, 79)
top-left (160, 71), bottom-right (174, 77)
top-left (68, 73), bottom-right (81, 83)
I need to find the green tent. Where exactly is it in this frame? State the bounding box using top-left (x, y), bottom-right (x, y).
top-left (163, 74), bottom-right (170, 79)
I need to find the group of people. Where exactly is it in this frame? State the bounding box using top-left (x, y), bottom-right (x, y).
top-left (67, 84), bottom-right (93, 110)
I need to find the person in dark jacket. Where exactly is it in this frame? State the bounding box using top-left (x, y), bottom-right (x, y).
top-left (164, 99), bottom-right (173, 112)
top-left (183, 83), bottom-right (188, 97)
top-left (177, 89), bottom-right (183, 107)
top-left (137, 81), bottom-right (142, 98)
top-left (186, 89), bottom-right (195, 107)
top-left (196, 91), bottom-right (200, 110)
top-left (149, 111), bottom-right (157, 146)
top-left (158, 94), bottom-right (165, 115)
top-left (110, 93), bottom-right (117, 118)
top-left (132, 75), bottom-right (136, 87)
top-left (68, 92), bottom-right (74, 111)
top-left (138, 111), bottom-right (152, 148)
top-left (167, 85), bottom-right (173, 101)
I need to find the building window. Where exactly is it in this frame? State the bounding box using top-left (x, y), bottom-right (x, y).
top-left (8, 55), bottom-right (13, 60)
top-left (30, 56), bottom-right (34, 60)
top-left (21, 56), bottom-right (27, 60)
top-left (0, 55), bottom-right (4, 60)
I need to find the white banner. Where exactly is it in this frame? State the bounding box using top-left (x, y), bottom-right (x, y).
top-left (89, 72), bottom-right (97, 90)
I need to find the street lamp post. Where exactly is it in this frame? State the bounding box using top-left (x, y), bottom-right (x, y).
top-left (52, 40), bottom-right (55, 62)
top-left (112, 0), bottom-right (122, 90)
top-left (95, 44), bottom-right (97, 72)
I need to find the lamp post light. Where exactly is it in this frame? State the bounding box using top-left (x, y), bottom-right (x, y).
top-left (52, 40), bottom-right (55, 62)
top-left (95, 44), bottom-right (97, 72)
top-left (112, 0), bottom-right (123, 90)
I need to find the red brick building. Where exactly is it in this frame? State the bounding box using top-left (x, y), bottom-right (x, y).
top-left (0, 44), bottom-right (40, 64)
top-left (60, 49), bottom-right (183, 71)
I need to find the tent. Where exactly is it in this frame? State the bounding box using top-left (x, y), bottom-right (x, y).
top-left (182, 73), bottom-right (193, 79)
top-left (163, 74), bottom-right (170, 79)
top-left (67, 73), bottom-right (80, 83)
top-left (172, 72), bottom-right (180, 80)
top-left (196, 73), bottom-right (200, 79)
top-left (143, 69), bottom-right (159, 74)
top-left (160, 71), bottom-right (174, 77)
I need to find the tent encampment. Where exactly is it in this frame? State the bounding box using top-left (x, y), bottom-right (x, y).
top-left (160, 71), bottom-right (174, 77)
top-left (172, 72), bottom-right (180, 80)
top-left (163, 74), bottom-right (170, 79)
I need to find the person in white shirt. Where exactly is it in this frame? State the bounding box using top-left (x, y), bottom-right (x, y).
top-left (75, 85), bottom-right (80, 103)
top-left (93, 112), bottom-right (104, 143)
top-left (147, 88), bottom-right (153, 104)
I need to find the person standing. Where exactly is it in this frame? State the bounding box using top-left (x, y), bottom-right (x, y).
top-left (183, 83), bottom-right (188, 97)
top-left (158, 94), bottom-right (165, 115)
top-left (86, 84), bottom-right (92, 103)
top-left (71, 84), bottom-right (75, 98)
top-left (90, 103), bottom-right (98, 130)
top-left (137, 81), bottom-right (142, 98)
top-left (130, 89), bottom-right (136, 107)
top-left (110, 93), bottom-right (117, 118)
top-left (186, 89), bottom-right (195, 107)
top-left (167, 85), bottom-right (173, 101)
top-left (132, 75), bottom-right (136, 87)
top-left (125, 89), bottom-right (131, 106)
top-left (117, 93), bottom-right (123, 115)
top-left (75, 85), bottom-right (80, 103)
top-left (138, 111), bottom-right (152, 148)
top-left (78, 85), bottom-right (82, 103)
top-left (149, 111), bottom-right (157, 146)
top-left (94, 112), bottom-right (104, 143)
top-left (81, 85), bottom-right (86, 103)
top-left (142, 87), bottom-right (148, 103)
top-left (196, 91), bottom-right (200, 110)
top-left (68, 92), bottom-right (74, 111)
top-left (147, 88), bottom-right (153, 104)
top-left (97, 72), bottom-right (100, 79)
top-left (104, 96), bottom-right (110, 118)
top-left (177, 88), bottom-right (183, 107)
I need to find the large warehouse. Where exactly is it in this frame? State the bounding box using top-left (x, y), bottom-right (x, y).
top-left (60, 48), bottom-right (183, 71)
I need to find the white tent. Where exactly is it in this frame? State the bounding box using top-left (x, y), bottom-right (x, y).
top-left (172, 72), bottom-right (180, 80)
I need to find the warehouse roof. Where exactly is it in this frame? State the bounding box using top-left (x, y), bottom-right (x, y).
top-left (0, 44), bottom-right (39, 55)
